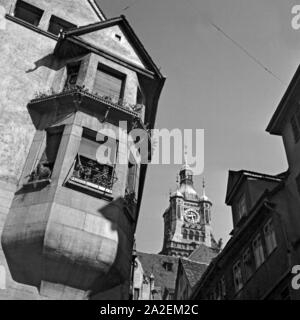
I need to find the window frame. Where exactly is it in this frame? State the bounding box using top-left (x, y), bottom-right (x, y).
top-left (263, 219), bottom-right (277, 255)
top-left (243, 247), bottom-right (254, 281)
top-left (14, 0), bottom-right (44, 27)
top-left (93, 64), bottom-right (126, 103)
top-left (233, 260), bottom-right (243, 293)
top-left (237, 194), bottom-right (247, 220)
top-left (252, 234), bottom-right (265, 269)
top-left (48, 15), bottom-right (77, 36)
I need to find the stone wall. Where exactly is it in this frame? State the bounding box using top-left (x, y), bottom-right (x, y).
top-left (0, 0), bottom-right (101, 300)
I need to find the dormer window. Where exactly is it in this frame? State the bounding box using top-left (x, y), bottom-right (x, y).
top-left (14, 0), bottom-right (43, 27)
top-left (291, 109), bottom-right (300, 143)
top-left (163, 262), bottom-right (173, 272)
top-left (237, 194), bottom-right (247, 219)
top-left (48, 15), bottom-right (77, 35)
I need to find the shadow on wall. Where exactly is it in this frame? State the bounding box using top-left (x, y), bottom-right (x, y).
top-left (89, 197), bottom-right (134, 299)
top-left (26, 54), bottom-right (66, 73)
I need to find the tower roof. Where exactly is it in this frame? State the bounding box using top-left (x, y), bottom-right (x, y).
top-left (199, 178), bottom-right (212, 204)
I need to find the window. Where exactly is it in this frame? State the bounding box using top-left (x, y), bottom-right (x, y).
top-left (93, 65), bottom-right (125, 103)
top-left (133, 288), bottom-right (140, 300)
top-left (214, 279), bottom-right (226, 300)
top-left (252, 234), bottom-right (265, 269)
top-left (264, 219), bottom-right (277, 255)
top-left (237, 194), bottom-right (247, 219)
top-left (221, 277), bottom-right (226, 298)
top-left (163, 262), bottom-right (173, 272)
top-left (64, 61), bottom-right (81, 89)
top-left (182, 229), bottom-right (187, 239)
top-left (189, 230), bottom-right (194, 240)
top-left (14, 0), bottom-right (43, 26)
top-left (28, 127), bottom-right (63, 182)
top-left (243, 248), bottom-right (254, 281)
top-left (233, 261), bottom-right (243, 292)
top-left (195, 231), bottom-right (200, 241)
top-left (291, 109), bottom-right (300, 143)
top-left (70, 129), bottom-right (118, 193)
top-left (296, 173), bottom-right (300, 196)
top-left (48, 15), bottom-right (76, 35)
top-left (115, 34), bottom-right (122, 41)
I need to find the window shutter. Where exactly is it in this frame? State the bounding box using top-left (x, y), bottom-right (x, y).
top-left (94, 69), bottom-right (123, 102)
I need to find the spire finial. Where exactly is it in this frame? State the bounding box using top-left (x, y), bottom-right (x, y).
top-left (183, 145), bottom-right (188, 166)
top-left (202, 177), bottom-right (206, 197)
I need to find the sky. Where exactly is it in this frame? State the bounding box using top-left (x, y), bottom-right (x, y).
top-left (97, 0), bottom-right (300, 253)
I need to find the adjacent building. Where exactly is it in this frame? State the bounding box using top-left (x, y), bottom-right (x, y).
top-left (0, 0), bottom-right (165, 299)
top-left (191, 65), bottom-right (300, 300)
top-left (132, 165), bottom-right (220, 300)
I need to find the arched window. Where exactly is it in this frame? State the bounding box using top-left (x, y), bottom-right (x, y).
top-left (189, 230), bottom-right (194, 240)
top-left (195, 231), bottom-right (200, 241)
top-left (183, 229), bottom-right (188, 239)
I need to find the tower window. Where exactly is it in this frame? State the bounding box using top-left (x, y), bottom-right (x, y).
top-left (93, 64), bottom-right (125, 104)
top-left (14, 0), bottom-right (44, 27)
top-left (263, 219), bottom-right (277, 255)
top-left (195, 231), bottom-right (200, 241)
top-left (182, 229), bottom-right (187, 239)
top-left (189, 230), bottom-right (194, 240)
top-left (291, 109), bottom-right (300, 143)
top-left (48, 15), bottom-right (77, 36)
top-left (252, 234), bottom-right (265, 269)
top-left (163, 262), bottom-right (173, 272)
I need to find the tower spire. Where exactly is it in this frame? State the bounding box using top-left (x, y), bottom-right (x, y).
top-left (202, 177), bottom-right (206, 197)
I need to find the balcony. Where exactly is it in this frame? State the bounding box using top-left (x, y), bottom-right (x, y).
top-left (66, 155), bottom-right (117, 199)
top-left (30, 85), bottom-right (144, 122)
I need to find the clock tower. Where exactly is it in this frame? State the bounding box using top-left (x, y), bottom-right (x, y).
top-left (160, 163), bottom-right (214, 257)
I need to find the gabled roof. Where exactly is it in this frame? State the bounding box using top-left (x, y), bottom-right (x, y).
top-left (58, 15), bottom-right (164, 79)
top-left (137, 252), bottom-right (179, 294)
top-left (180, 259), bottom-right (208, 289)
top-left (188, 243), bottom-right (218, 264)
top-left (225, 170), bottom-right (284, 205)
top-left (266, 65), bottom-right (300, 135)
top-left (191, 183), bottom-right (287, 299)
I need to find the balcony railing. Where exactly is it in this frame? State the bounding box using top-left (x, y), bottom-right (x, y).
top-left (32, 85), bottom-right (144, 118)
top-left (69, 155), bottom-right (117, 194)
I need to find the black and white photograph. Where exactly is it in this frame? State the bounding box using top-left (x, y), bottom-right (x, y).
top-left (0, 0), bottom-right (300, 309)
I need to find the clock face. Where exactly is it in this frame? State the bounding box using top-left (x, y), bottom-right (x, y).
top-left (184, 209), bottom-right (200, 224)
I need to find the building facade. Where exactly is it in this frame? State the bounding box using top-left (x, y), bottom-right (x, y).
top-left (132, 166), bottom-right (220, 300)
top-left (0, 0), bottom-right (165, 300)
top-left (191, 65), bottom-right (300, 301)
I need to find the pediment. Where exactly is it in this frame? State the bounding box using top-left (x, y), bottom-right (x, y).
top-left (79, 24), bottom-right (145, 68)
